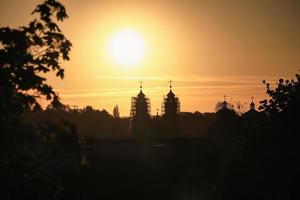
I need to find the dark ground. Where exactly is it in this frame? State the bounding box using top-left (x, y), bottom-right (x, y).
top-left (64, 138), bottom-right (220, 200)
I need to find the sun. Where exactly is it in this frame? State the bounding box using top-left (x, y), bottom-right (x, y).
top-left (108, 30), bottom-right (145, 66)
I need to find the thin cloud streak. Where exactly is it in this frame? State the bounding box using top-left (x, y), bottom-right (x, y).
top-left (59, 84), bottom-right (265, 99)
top-left (58, 74), bottom-right (277, 98)
top-left (90, 74), bottom-right (282, 83)
top-left (57, 74), bottom-right (283, 115)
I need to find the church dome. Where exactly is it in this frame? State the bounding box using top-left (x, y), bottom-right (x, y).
top-left (137, 90), bottom-right (145, 98)
top-left (167, 89), bottom-right (175, 98)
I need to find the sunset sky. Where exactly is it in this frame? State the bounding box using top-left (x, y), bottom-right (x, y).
top-left (1, 0), bottom-right (299, 116)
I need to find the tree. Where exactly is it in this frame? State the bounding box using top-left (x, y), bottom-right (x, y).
top-left (0, 0), bottom-right (72, 115)
top-left (0, 118), bottom-right (80, 200)
top-left (259, 74), bottom-right (300, 116)
top-left (113, 105), bottom-right (120, 118)
top-left (0, 2), bottom-right (80, 199)
top-left (218, 73), bottom-right (300, 200)
top-left (84, 105), bottom-right (94, 112)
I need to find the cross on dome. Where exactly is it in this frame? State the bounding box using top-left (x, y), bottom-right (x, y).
top-left (139, 80), bottom-right (143, 91)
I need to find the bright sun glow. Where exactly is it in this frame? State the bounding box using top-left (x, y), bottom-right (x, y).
top-left (108, 30), bottom-right (145, 66)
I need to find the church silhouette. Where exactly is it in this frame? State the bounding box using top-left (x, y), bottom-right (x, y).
top-left (130, 81), bottom-right (180, 138)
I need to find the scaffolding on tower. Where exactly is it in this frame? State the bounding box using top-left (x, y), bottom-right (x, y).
top-left (161, 95), bottom-right (180, 115)
top-left (130, 96), bottom-right (151, 118)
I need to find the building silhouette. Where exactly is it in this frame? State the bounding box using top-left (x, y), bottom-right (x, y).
top-left (215, 95), bottom-right (235, 111)
top-left (162, 81), bottom-right (180, 118)
top-left (161, 81), bottom-right (181, 137)
top-left (243, 97), bottom-right (264, 117)
top-left (130, 81), bottom-right (151, 138)
top-left (243, 97), bottom-right (266, 129)
top-left (249, 96), bottom-right (255, 110)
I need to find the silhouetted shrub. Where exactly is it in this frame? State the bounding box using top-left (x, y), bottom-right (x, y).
top-left (0, 117), bottom-right (80, 200)
top-left (217, 73), bottom-right (300, 200)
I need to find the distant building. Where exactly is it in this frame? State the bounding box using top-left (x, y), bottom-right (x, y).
top-left (162, 81), bottom-right (180, 119)
top-left (215, 95), bottom-right (234, 112)
top-left (249, 96), bottom-right (255, 110)
top-left (244, 97), bottom-right (258, 116)
top-left (209, 95), bottom-right (240, 138)
top-left (161, 81), bottom-right (181, 137)
top-left (243, 97), bottom-right (266, 128)
top-left (130, 82), bottom-right (151, 138)
top-left (243, 97), bottom-right (262, 117)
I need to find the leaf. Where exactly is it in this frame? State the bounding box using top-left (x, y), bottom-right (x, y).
top-left (56, 69), bottom-right (64, 79)
top-left (48, 22), bottom-right (60, 32)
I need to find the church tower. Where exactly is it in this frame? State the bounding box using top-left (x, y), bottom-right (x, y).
top-left (162, 81), bottom-right (180, 118)
top-left (161, 81), bottom-right (181, 137)
top-left (130, 81), bottom-right (151, 138)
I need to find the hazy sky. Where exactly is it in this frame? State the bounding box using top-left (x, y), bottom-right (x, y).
top-left (1, 0), bottom-right (299, 115)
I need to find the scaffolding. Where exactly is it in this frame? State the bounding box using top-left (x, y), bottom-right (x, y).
top-left (130, 95), bottom-right (151, 118)
top-left (161, 95), bottom-right (180, 115)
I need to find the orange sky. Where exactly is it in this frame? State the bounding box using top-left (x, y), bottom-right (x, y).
top-left (1, 0), bottom-right (299, 116)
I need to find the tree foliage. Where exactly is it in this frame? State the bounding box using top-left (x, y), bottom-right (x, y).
top-left (218, 73), bottom-right (300, 200)
top-left (0, 118), bottom-right (80, 200)
top-left (259, 74), bottom-right (300, 116)
top-left (0, 0), bottom-right (71, 115)
top-left (113, 105), bottom-right (120, 118)
top-left (0, 2), bottom-right (80, 199)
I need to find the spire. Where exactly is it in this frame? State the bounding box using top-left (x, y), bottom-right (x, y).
top-left (139, 80), bottom-right (143, 92)
top-left (137, 80), bottom-right (145, 98)
top-left (167, 80), bottom-right (175, 98)
top-left (221, 94), bottom-right (228, 109)
top-left (250, 96), bottom-right (255, 110)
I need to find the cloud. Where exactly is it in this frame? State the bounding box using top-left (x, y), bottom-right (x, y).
top-left (58, 75), bottom-right (271, 98)
top-left (89, 74), bottom-right (281, 85)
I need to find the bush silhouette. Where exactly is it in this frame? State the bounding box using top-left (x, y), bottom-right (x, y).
top-left (0, 0), bottom-right (71, 115)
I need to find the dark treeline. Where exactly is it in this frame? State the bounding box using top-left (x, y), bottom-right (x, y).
top-left (1, 0), bottom-right (299, 200)
top-left (24, 107), bottom-right (216, 139)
